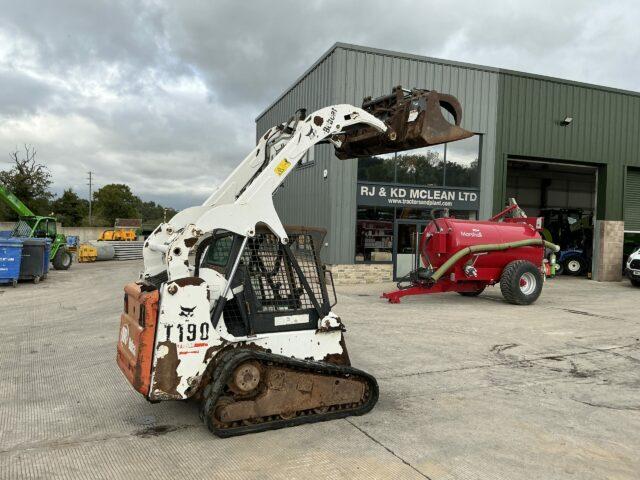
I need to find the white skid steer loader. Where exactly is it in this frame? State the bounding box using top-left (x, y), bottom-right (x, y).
top-left (117, 86), bottom-right (473, 437)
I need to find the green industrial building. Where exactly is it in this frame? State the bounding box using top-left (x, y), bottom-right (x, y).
top-left (257, 43), bottom-right (640, 282)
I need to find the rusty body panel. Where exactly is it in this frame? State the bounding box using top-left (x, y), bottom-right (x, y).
top-left (117, 283), bottom-right (159, 397)
top-left (152, 341), bottom-right (182, 397)
top-left (335, 86), bottom-right (474, 159)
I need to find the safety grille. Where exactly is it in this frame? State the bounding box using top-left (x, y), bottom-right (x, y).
top-left (630, 259), bottom-right (640, 270)
top-left (240, 233), bottom-right (325, 313)
top-left (222, 298), bottom-right (247, 336)
top-left (11, 220), bottom-right (32, 237)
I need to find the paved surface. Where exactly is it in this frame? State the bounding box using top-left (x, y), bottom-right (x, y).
top-left (1, 261), bottom-right (639, 480)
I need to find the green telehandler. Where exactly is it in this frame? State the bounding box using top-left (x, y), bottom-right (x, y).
top-left (0, 185), bottom-right (72, 270)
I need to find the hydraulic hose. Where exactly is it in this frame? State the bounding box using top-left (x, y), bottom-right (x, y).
top-left (429, 239), bottom-right (560, 283)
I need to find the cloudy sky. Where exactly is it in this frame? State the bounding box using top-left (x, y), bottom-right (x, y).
top-left (0, 0), bottom-right (638, 209)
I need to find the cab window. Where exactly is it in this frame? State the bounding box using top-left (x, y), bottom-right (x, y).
top-left (204, 234), bottom-right (234, 268)
top-left (47, 220), bottom-right (57, 237)
top-left (33, 219), bottom-right (48, 238)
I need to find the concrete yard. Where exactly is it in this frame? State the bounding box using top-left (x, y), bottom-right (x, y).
top-left (1, 260), bottom-right (639, 480)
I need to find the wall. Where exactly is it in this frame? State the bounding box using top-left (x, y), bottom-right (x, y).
top-left (0, 222), bottom-right (105, 242)
top-left (57, 226), bottom-right (108, 242)
top-left (494, 72), bottom-right (640, 220)
top-left (327, 263), bottom-right (392, 285)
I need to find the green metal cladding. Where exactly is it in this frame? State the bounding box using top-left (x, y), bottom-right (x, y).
top-left (494, 72), bottom-right (640, 220)
top-left (258, 43), bottom-right (640, 265)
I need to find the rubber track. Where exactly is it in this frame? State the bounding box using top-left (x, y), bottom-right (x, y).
top-left (200, 349), bottom-right (379, 438)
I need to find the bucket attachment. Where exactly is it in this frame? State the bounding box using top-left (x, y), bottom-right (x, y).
top-left (334, 86), bottom-right (474, 159)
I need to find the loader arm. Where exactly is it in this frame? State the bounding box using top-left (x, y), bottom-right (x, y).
top-left (142, 86), bottom-right (474, 282)
top-left (0, 185), bottom-right (35, 217)
top-left (142, 104), bottom-right (387, 280)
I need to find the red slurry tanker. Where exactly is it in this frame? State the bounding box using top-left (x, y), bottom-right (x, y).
top-left (383, 199), bottom-right (559, 305)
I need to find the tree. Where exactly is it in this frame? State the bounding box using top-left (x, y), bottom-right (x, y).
top-left (51, 189), bottom-right (89, 227)
top-left (93, 184), bottom-right (140, 226)
top-left (137, 199), bottom-right (177, 222)
top-left (0, 145), bottom-right (53, 220)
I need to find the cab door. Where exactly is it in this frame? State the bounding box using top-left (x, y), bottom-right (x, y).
top-left (46, 219), bottom-right (57, 241)
top-left (33, 218), bottom-right (48, 238)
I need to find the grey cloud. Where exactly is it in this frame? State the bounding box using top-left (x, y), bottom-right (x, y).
top-left (0, 69), bottom-right (58, 114)
top-left (0, 0), bottom-right (639, 211)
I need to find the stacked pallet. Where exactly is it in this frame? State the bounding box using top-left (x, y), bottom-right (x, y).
top-left (108, 240), bottom-right (145, 260)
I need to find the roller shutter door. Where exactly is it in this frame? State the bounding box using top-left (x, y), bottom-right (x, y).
top-left (625, 168), bottom-right (640, 231)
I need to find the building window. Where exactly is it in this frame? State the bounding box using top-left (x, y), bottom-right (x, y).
top-left (354, 136), bottom-right (481, 264)
top-left (395, 145), bottom-right (445, 186)
top-left (357, 135), bottom-right (481, 187)
top-left (355, 207), bottom-right (394, 262)
top-left (443, 135), bottom-right (480, 187)
top-left (396, 208), bottom-right (477, 221)
top-left (357, 152), bottom-right (396, 182)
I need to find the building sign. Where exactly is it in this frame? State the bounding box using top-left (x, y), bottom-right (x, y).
top-left (357, 182), bottom-right (479, 210)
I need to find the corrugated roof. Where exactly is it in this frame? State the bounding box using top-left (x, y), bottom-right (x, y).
top-left (256, 42), bottom-right (640, 121)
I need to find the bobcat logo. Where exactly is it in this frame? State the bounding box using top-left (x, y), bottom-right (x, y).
top-left (179, 305), bottom-right (196, 318)
top-left (305, 125), bottom-right (316, 139)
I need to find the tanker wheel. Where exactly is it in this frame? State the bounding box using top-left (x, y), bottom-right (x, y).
top-left (564, 257), bottom-right (586, 276)
top-left (500, 260), bottom-right (543, 305)
top-left (458, 285), bottom-right (486, 297)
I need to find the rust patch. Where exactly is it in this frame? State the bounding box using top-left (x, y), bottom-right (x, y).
top-left (313, 116), bottom-right (323, 126)
top-left (136, 281), bottom-right (157, 293)
top-left (204, 341), bottom-right (229, 363)
top-left (172, 277), bottom-right (205, 287)
top-left (184, 237), bottom-right (198, 248)
top-left (323, 333), bottom-right (351, 366)
top-left (152, 341), bottom-right (181, 397)
top-left (318, 316), bottom-right (345, 333)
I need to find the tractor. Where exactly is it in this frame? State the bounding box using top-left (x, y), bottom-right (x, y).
top-left (0, 185), bottom-right (72, 270)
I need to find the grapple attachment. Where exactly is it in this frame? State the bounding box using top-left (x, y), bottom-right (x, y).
top-left (334, 86), bottom-right (474, 159)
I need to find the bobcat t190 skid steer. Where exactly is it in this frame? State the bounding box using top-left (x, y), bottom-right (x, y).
top-left (117, 86), bottom-right (473, 437)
